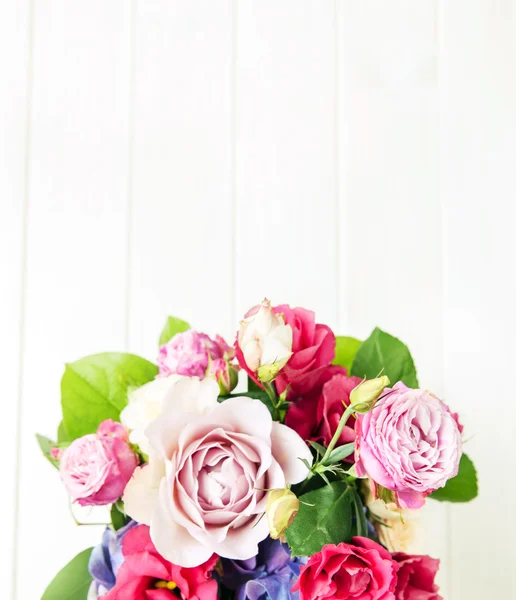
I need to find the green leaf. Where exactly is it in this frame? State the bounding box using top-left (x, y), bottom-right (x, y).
top-left (334, 336), bottom-right (362, 372)
top-left (326, 443), bottom-right (355, 464)
top-left (41, 548), bottom-right (93, 600)
top-left (57, 420), bottom-right (69, 444)
top-left (61, 352), bottom-right (158, 440)
top-left (308, 440), bottom-right (327, 457)
top-left (430, 453), bottom-right (478, 503)
top-left (350, 487), bottom-right (368, 537)
top-left (111, 502), bottom-right (129, 531)
top-left (247, 375), bottom-right (263, 394)
top-left (351, 327), bottom-right (418, 388)
top-left (36, 434), bottom-right (60, 469)
top-left (158, 316), bottom-right (191, 346)
top-left (285, 481), bottom-right (356, 556)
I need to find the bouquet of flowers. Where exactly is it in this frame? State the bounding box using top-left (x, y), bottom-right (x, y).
top-left (38, 299), bottom-right (477, 600)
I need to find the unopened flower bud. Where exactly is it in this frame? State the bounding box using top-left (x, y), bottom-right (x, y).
top-left (350, 376), bottom-right (390, 413)
top-left (208, 358), bottom-right (239, 395)
top-left (266, 488), bottom-right (299, 542)
top-left (238, 299), bottom-right (293, 383)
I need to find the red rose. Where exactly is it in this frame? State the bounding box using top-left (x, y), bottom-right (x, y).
top-left (285, 366), bottom-right (362, 453)
top-left (293, 537), bottom-right (398, 600)
top-left (102, 525), bottom-right (218, 600)
top-left (273, 305), bottom-right (336, 397)
top-left (392, 553), bottom-right (442, 600)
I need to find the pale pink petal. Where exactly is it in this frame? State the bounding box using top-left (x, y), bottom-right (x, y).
top-left (150, 479), bottom-right (213, 568)
top-left (271, 422), bottom-right (313, 484)
top-left (123, 459), bottom-right (165, 525)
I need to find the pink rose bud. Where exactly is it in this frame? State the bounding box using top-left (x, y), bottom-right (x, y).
top-left (157, 330), bottom-right (230, 379)
top-left (60, 419), bottom-right (138, 507)
top-left (236, 299), bottom-right (293, 383)
top-left (208, 358), bottom-right (239, 395)
top-left (50, 447), bottom-right (63, 461)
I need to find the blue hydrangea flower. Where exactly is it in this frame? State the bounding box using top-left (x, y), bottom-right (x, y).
top-left (88, 521), bottom-right (136, 595)
top-left (221, 537), bottom-right (306, 600)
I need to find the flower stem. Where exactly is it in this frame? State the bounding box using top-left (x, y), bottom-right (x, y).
top-left (321, 404), bottom-right (355, 465)
top-left (262, 381), bottom-right (281, 420)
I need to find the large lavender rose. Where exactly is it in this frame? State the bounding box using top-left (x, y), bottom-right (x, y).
top-left (123, 378), bottom-right (312, 568)
top-left (355, 382), bottom-right (462, 508)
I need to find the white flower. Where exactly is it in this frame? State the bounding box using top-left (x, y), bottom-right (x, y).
top-left (238, 299), bottom-right (293, 382)
top-left (120, 375), bottom-right (181, 454)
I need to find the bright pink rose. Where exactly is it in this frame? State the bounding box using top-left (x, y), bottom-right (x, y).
top-left (158, 330), bottom-right (231, 378)
top-left (123, 378), bottom-right (313, 567)
top-left (60, 419), bottom-right (138, 507)
top-left (293, 537), bottom-right (398, 600)
top-left (285, 366), bottom-right (362, 454)
top-left (392, 553), bottom-right (442, 600)
top-left (273, 305), bottom-right (336, 397)
top-left (355, 382), bottom-right (462, 509)
top-left (103, 524), bottom-right (218, 600)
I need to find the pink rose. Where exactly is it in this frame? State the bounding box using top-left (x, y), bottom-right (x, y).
top-left (103, 524), bottom-right (218, 600)
top-left (60, 419), bottom-right (138, 506)
top-left (393, 553), bottom-right (442, 600)
top-left (273, 305), bottom-right (336, 397)
top-left (293, 537), bottom-right (398, 600)
top-left (285, 366), bottom-right (362, 453)
top-left (123, 378), bottom-right (312, 567)
top-left (355, 382), bottom-right (462, 509)
top-left (158, 330), bottom-right (231, 378)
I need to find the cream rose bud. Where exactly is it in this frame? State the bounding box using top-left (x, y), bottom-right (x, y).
top-left (120, 375), bottom-right (182, 455)
top-left (266, 488), bottom-right (299, 542)
top-left (123, 378), bottom-right (312, 567)
top-left (237, 299), bottom-right (293, 382)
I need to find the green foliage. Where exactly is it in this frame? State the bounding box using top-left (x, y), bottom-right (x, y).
top-left (430, 453), bottom-right (478, 502)
top-left (61, 352), bottom-right (158, 440)
top-left (35, 434), bottom-right (60, 469)
top-left (111, 502), bottom-right (130, 531)
top-left (57, 420), bottom-right (69, 444)
top-left (41, 548), bottom-right (93, 600)
top-left (286, 481), bottom-right (366, 556)
top-left (158, 316), bottom-right (191, 346)
top-left (351, 327), bottom-right (418, 388)
top-left (333, 336), bottom-right (362, 372)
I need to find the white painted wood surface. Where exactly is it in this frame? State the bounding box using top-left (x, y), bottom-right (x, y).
top-left (1, 1), bottom-right (514, 598)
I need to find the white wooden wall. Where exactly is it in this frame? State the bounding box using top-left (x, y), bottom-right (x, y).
top-left (1, 1), bottom-right (514, 598)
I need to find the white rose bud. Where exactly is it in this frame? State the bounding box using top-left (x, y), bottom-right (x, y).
top-left (238, 299), bottom-right (293, 383)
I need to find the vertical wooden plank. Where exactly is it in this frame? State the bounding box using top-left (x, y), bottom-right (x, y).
top-left (0, 2), bottom-right (31, 597)
top-left (337, 0), bottom-right (448, 594)
top-left (235, 0), bottom-right (337, 325)
top-left (440, 1), bottom-right (516, 597)
top-left (129, 0), bottom-right (234, 355)
top-left (15, 2), bottom-right (132, 598)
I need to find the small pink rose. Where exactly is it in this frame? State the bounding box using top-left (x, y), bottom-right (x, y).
top-left (355, 383), bottom-right (462, 509)
top-left (60, 419), bottom-right (138, 506)
top-left (393, 552), bottom-right (442, 600)
top-left (157, 330), bottom-right (230, 379)
top-left (293, 537), bottom-right (398, 600)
